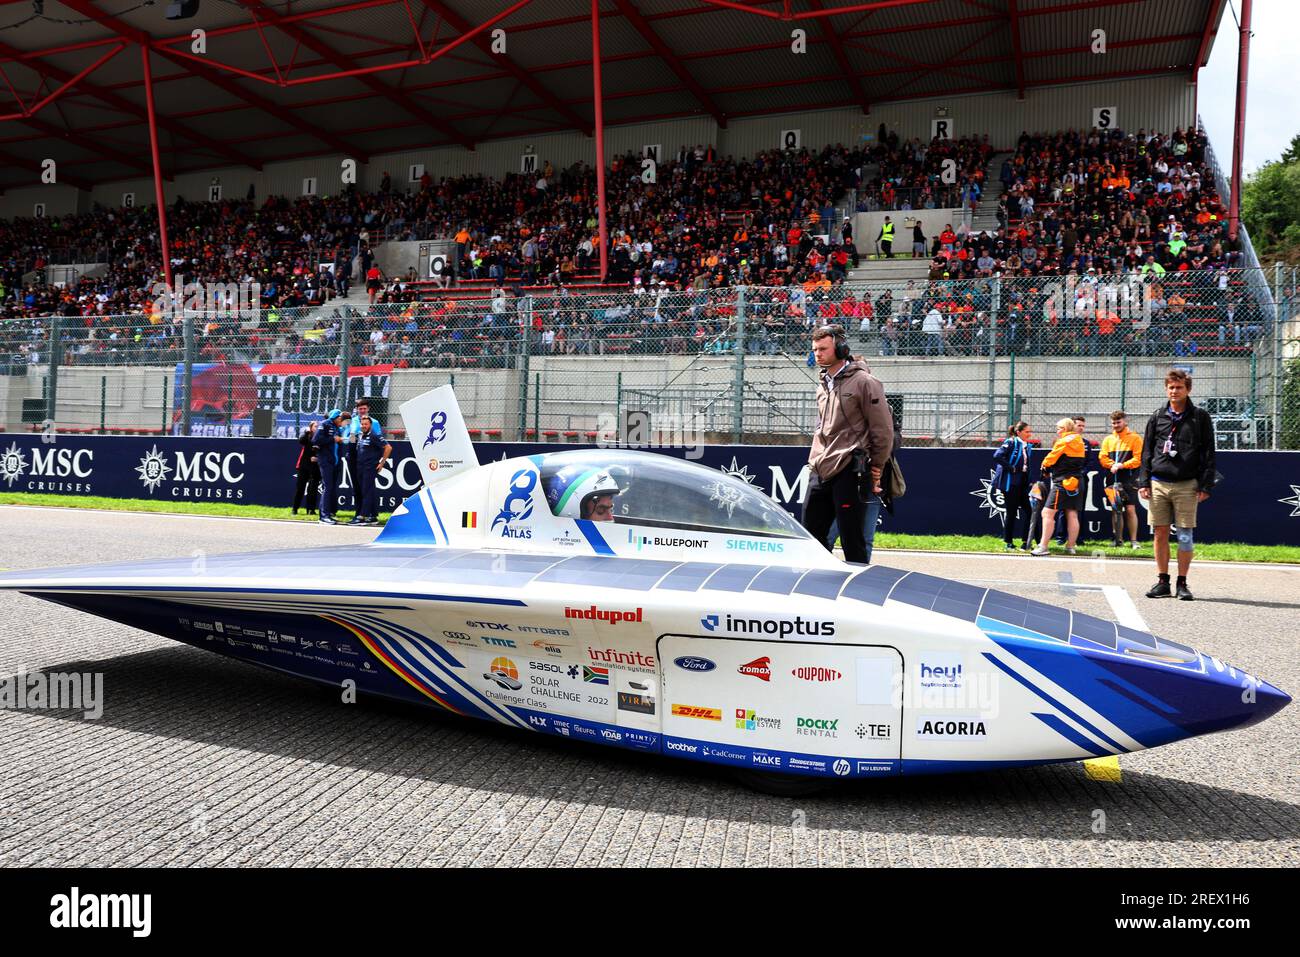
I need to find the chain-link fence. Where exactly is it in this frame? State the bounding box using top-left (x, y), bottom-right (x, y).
top-left (1, 266), bottom-right (1295, 450)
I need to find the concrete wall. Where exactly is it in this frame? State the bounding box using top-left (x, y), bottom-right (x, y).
top-left (7, 355), bottom-right (1255, 441)
top-left (851, 209), bottom-right (964, 253)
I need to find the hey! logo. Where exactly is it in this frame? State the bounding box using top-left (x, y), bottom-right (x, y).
top-left (423, 410), bottom-right (448, 448)
top-left (492, 468), bottom-right (537, 538)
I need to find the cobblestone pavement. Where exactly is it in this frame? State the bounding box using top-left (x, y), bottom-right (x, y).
top-left (0, 507), bottom-right (1295, 867)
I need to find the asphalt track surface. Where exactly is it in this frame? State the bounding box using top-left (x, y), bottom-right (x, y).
top-left (0, 506), bottom-right (1295, 868)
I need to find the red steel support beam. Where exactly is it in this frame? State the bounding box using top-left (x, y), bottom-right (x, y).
top-left (141, 46), bottom-right (173, 291)
top-left (612, 0), bottom-right (727, 126)
top-left (807, 0), bottom-right (870, 116)
top-left (0, 43), bottom-right (124, 120)
top-left (1228, 0), bottom-right (1251, 241)
top-left (239, 0), bottom-right (479, 148)
top-left (0, 45), bottom-right (262, 171)
top-left (1194, 0), bottom-right (1225, 72)
top-left (418, 0), bottom-right (592, 135)
top-left (695, 0), bottom-right (936, 18)
top-left (592, 0), bottom-right (608, 281)
top-left (1008, 0), bottom-right (1024, 100)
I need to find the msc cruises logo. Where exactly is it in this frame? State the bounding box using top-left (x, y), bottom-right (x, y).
top-left (971, 469), bottom-right (1006, 520)
top-left (0, 443), bottom-right (27, 487)
top-left (135, 446), bottom-right (172, 491)
top-left (1280, 484), bottom-right (1300, 518)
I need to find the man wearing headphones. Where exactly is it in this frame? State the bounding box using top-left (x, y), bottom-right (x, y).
top-left (804, 324), bottom-right (894, 563)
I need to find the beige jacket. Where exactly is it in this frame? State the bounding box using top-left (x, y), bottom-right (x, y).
top-left (809, 360), bottom-right (894, 480)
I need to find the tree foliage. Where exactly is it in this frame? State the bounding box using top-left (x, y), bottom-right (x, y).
top-left (1242, 134), bottom-right (1300, 262)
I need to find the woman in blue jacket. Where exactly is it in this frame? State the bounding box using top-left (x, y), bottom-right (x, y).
top-left (993, 421), bottom-right (1035, 550)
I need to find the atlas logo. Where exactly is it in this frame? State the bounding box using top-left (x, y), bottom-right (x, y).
top-left (792, 666), bottom-right (841, 682)
top-left (492, 468), bottom-right (536, 538)
top-left (737, 657), bottom-right (772, 682)
top-left (701, 614), bottom-right (834, 639)
top-left (674, 656), bottom-right (716, 673)
top-left (423, 410), bottom-right (448, 447)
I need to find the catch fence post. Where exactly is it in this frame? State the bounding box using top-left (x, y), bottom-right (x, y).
top-left (182, 313), bottom-right (194, 437)
top-left (100, 375), bottom-right (107, 434)
top-left (732, 286), bottom-right (746, 444)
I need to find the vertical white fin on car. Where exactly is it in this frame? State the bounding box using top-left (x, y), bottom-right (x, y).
top-left (399, 384), bottom-right (479, 487)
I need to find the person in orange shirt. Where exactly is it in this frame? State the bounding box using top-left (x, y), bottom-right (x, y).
top-left (1100, 410), bottom-right (1144, 548)
top-left (1032, 418), bottom-right (1085, 555)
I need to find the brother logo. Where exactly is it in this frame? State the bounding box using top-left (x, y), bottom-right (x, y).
top-left (664, 739), bottom-right (698, 754)
top-left (50, 887), bottom-right (151, 937)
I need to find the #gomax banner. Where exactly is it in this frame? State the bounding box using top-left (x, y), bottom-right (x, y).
top-left (172, 363), bottom-right (393, 438)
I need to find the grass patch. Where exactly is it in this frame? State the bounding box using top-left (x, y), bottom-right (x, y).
top-left (2, 493), bottom-right (1296, 564)
top-left (0, 492), bottom-right (391, 524)
top-left (872, 532), bottom-right (1300, 565)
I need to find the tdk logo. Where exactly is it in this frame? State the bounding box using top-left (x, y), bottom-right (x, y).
top-left (701, 614), bottom-right (835, 638)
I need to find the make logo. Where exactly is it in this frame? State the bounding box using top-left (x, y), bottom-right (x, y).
top-left (423, 410), bottom-right (448, 447)
top-left (737, 657), bottom-right (772, 682)
top-left (492, 468), bottom-right (536, 538)
top-left (0, 443), bottom-right (27, 487)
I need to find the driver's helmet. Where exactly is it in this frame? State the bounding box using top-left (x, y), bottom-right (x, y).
top-left (545, 464), bottom-right (621, 519)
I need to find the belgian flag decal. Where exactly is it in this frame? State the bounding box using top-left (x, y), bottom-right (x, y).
top-left (461, 511), bottom-right (478, 529)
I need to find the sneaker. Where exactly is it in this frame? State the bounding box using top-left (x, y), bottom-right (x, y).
top-left (318, 515), bottom-right (337, 525)
top-left (1004, 543), bottom-right (1016, 551)
top-left (1111, 540), bottom-right (1123, 548)
top-left (1176, 581), bottom-right (1194, 601)
top-left (1130, 541), bottom-right (1139, 550)
top-left (1145, 578), bottom-right (1171, 598)
top-left (1030, 545), bottom-right (1050, 556)
top-left (346, 517), bottom-right (365, 526)
top-left (1065, 546), bottom-right (1077, 555)
top-left (363, 518), bottom-right (381, 527)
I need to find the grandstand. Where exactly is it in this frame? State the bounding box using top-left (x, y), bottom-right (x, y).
top-left (0, 0), bottom-right (1290, 449)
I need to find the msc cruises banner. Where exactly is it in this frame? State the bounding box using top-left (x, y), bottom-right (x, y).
top-left (1, 434), bottom-right (1297, 546)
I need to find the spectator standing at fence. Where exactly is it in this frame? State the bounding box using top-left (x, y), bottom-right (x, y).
top-left (1138, 369), bottom-right (1216, 600)
top-left (803, 325), bottom-right (893, 564)
top-left (1032, 418), bottom-right (1085, 556)
top-left (314, 409), bottom-right (347, 524)
top-left (1100, 410), bottom-right (1143, 548)
top-left (292, 420), bottom-right (320, 515)
top-left (922, 303), bottom-right (944, 356)
top-left (911, 221), bottom-right (926, 258)
top-left (993, 421), bottom-right (1035, 551)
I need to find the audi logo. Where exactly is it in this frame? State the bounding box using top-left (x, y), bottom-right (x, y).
top-left (443, 631), bottom-right (469, 640)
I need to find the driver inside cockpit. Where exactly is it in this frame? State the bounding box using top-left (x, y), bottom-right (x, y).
top-left (546, 466), bottom-right (621, 522)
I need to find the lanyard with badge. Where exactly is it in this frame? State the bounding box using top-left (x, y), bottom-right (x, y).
top-left (1163, 409), bottom-right (1183, 458)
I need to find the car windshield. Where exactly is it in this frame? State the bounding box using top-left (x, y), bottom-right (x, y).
top-left (537, 449), bottom-right (811, 539)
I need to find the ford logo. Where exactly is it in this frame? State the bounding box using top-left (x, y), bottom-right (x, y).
top-left (674, 656), bottom-right (716, 672)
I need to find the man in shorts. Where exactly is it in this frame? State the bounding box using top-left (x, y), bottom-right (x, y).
top-left (1138, 369), bottom-right (1217, 600)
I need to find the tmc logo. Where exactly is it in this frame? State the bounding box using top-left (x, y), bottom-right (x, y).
top-left (423, 410), bottom-right (448, 448)
top-left (700, 614), bottom-right (719, 632)
top-left (492, 468), bottom-right (536, 537)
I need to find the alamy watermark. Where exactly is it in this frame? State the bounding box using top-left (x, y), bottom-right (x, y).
top-left (150, 274), bottom-right (261, 319)
top-left (596, 410), bottom-right (705, 460)
top-left (0, 664), bottom-right (103, 719)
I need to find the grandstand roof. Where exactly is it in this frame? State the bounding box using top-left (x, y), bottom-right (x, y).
top-left (0, 0), bottom-right (1227, 191)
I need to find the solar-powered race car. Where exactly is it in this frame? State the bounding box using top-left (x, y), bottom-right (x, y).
top-left (0, 387), bottom-right (1288, 790)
